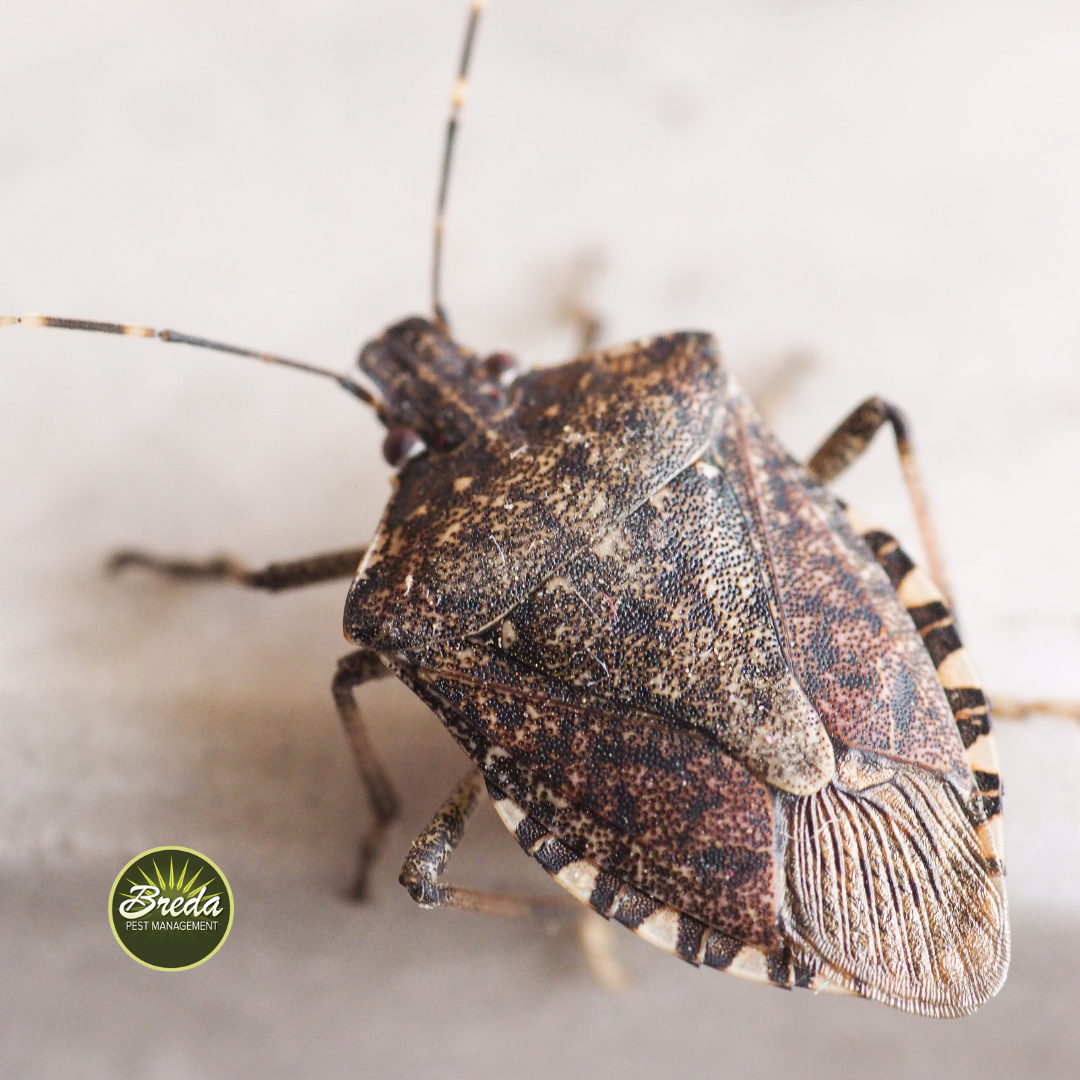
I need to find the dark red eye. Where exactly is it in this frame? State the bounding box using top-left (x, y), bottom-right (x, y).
top-left (382, 427), bottom-right (420, 467)
top-left (483, 351), bottom-right (516, 379)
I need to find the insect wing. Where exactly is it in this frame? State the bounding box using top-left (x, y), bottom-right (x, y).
top-left (716, 386), bottom-right (974, 788)
top-left (704, 385), bottom-right (1007, 1014)
top-left (358, 334), bottom-right (1007, 1015)
top-left (384, 641), bottom-right (782, 950)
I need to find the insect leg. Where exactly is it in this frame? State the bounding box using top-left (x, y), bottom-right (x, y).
top-left (332, 649), bottom-right (399, 900)
top-left (399, 770), bottom-right (575, 918)
top-left (558, 251), bottom-right (605, 353)
top-left (108, 547), bottom-right (366, 592)
top-left (578, 909), bottom-right (632, 991)
top-left (989, 697), bottom-right (1080, 724)
top-left (806, 397), bottom-right (950, 606)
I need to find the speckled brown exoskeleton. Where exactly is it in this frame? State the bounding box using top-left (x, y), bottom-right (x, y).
top-left (4, 0), bottom-right (1037, 1018)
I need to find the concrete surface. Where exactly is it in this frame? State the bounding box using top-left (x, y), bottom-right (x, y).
top-left (1, 1), bottom-right (1079, 1077)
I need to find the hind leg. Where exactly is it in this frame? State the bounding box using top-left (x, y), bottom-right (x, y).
top-left (807, 396), bottom-right (950, 606)
top-left (809, 401), bottom-right (1080, 729)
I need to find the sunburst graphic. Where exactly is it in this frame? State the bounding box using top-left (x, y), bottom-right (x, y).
top-left (117, 854), bottom-right (223, 909)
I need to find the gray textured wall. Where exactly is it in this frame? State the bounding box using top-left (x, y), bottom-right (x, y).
top-left (1, 1), bottom-right (1079, 1076)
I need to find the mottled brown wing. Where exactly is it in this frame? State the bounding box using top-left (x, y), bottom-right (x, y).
top-left (345, 333), bottom-right (724, 650)
top-left (384, 642), bottom-right (782, 950)
top-left (393, 617), bottom-right (1006, 1014)
top-left (713, 386), bottom-right (973, 789)
top-left (391, 377), bottom-right (1005, 1014)
top-left (712, 387), bottom-right (1006, 1013)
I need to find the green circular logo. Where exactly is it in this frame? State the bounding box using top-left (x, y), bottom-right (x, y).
top-left (109, 847), bottom-right (233, 970)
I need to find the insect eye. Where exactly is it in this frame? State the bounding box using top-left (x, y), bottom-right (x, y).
top-left (382, 427), bottom-right (422, 467)
top-left (483, 352), bottom-right (516, 380)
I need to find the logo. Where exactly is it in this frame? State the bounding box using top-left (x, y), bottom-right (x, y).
top-left (109, 847), bottom-right (234, 970)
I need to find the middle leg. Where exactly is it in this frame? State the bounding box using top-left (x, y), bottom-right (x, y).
top-left (332, 648), bottom-right (400, 899)
top-left (400, 771), bottom-right (629, 987)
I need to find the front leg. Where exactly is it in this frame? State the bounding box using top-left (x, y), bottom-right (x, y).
top-left (109, 546), bottom-right (366, 592)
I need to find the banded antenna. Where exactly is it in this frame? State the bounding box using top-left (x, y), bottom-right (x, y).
top-left (0, 314), bottom-right (378, 407)
top-left (1, 1), bottom-right (489, 401)
top-left (431, 0), bottom-right (487, 333)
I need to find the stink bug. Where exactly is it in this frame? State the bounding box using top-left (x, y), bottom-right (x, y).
top-left (349, 323), bottom-right (1009, 1017)
top-left (1, 1), bottom-right (1015, 1021)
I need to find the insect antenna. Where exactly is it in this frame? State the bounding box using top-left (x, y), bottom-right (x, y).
top-left (1, 6), bottom-right (491, 406)
top-left (0, 313), bottom-right (380, 409)
top-left (431, 0), bottom-right (487, 334)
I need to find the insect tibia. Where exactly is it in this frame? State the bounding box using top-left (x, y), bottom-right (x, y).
top-left (398, 771), bottom-right (483, 908)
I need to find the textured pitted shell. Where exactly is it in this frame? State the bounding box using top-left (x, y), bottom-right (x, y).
top-left (346, 333), bottom-right (724, 649)
top-left (347, 330), bottom-right (1008, 1017)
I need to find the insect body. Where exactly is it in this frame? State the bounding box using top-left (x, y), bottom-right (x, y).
top-left (4, 1), bottom-right (1009, 1020)
top-left (344, 317), bottom-right (1008, 1017)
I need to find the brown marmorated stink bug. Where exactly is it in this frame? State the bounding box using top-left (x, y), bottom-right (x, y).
top-left (1, 1), bottom-right (1018, 1018)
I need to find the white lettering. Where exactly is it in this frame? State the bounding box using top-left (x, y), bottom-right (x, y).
top-left (118, 885), bottom-right (159, 919)
top-left (182, 885), bottom-right (206, 917)
top-left (145, 916), bottom-right (221, 932)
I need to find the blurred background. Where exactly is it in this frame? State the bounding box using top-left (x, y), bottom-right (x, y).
top-left (1, 1), bottom-right (1079, 1076)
